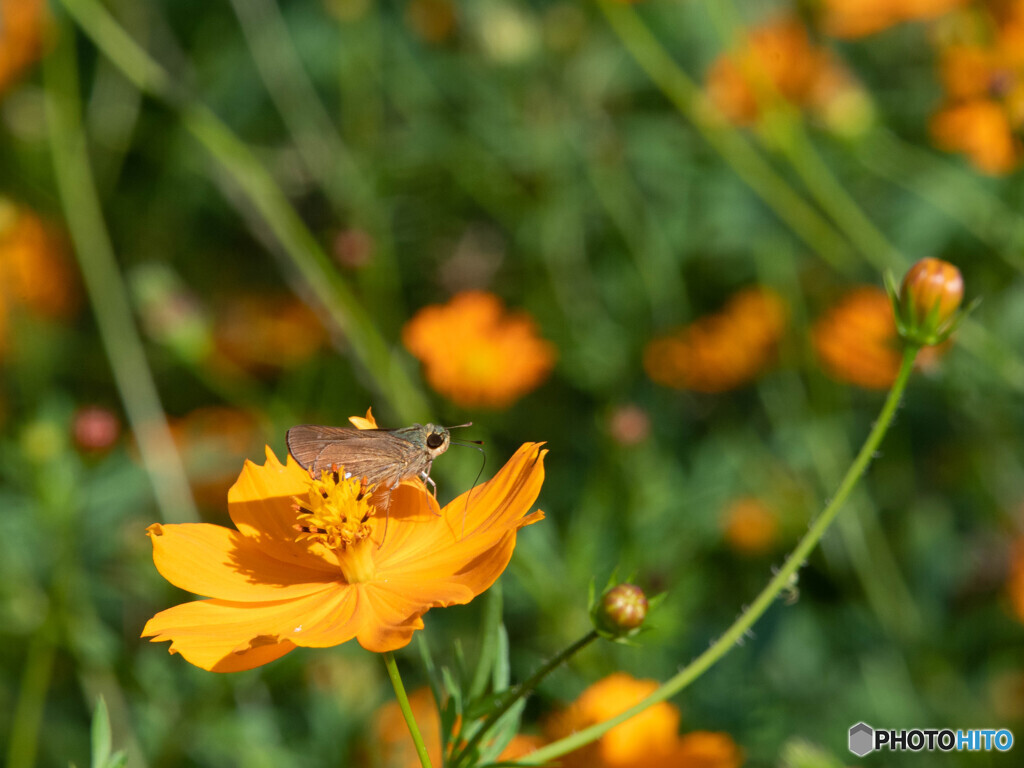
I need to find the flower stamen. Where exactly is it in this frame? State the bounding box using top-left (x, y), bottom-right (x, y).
top-left (292, 468), bottom-right (378, 561)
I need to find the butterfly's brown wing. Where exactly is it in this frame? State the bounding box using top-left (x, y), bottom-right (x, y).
top-left (286, 425), bottom-right (425, 487)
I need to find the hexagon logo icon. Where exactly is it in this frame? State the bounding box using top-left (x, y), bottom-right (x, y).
top-left (849, 722), bottom-right (875, 757)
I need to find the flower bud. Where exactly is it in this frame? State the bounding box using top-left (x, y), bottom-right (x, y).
top-left (593, 583), bottom-right (648, 638)
top-left (72, 405), bottom-right (121, 453)
top-left (894, 258), bottom-right (965, 346)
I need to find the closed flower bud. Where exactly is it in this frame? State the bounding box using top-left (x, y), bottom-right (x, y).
top-left (893, 258), bottom-right (966, 346)
top-left (594, 583), bottom-right (648, 637)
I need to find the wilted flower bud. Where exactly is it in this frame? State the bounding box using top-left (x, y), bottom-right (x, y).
top-left (593, 583), bottom-right (648, 638)
top-left (892, 258), bottom-right (966, 346)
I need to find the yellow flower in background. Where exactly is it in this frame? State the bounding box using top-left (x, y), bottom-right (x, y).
top-left (822, 0), bottom-right (966, 38)
top-left (644, 287), bottom-right (786, 393)
top-left (0, 0), bottom-right (47, 96)
top-left (722, 497), bottom-right (780, 555)
top-left (142, 410), bottom-right (546, 671)
top-left (402, 291), bottom-right (556, 409)
top-left (546, 673), bottom-right (744, 768)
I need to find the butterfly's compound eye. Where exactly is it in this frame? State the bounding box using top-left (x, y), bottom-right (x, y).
top-left (426, 432), bottom-right (445, 449)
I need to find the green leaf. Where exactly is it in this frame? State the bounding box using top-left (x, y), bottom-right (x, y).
top-left (89, 696), bottom-right (112, 768)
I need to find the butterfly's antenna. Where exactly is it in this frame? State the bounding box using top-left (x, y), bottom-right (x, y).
top-left (451, 440), bottom-right (486, 537)
top-left (446, 422), bottom-right (474, 430)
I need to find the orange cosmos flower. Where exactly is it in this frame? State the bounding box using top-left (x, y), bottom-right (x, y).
top-left (371, 687), bottom-right (542, 768)
top-left (674, 731), bottom-right (746, 768)
top-left (0, 0), bottom-right (47, 96)
top-left (929, 6), bottom-right (1024, 173)
top-left (0, 201), bottom-right (79, 321)
top-left (213, 294), bottom-right (326, 375)
top-left (822, 0), bottom-right (966, 38)
top-left (705, 17), bottom-right (858, 126)
top-left (402, 291), bottom-right (556, 409)
top-left (1007, 537), bottom-right (1024, 624)
top-left (811, 286), bottom-right (947, 388)
top-left (812, 287), bottom-right (901, 389)
top-left (644, 287), bottom-right (786, 393)
top-left (168, 406), bottom-right (264, 509)
top-left (0, 202), bottom-right (80, 360)
top-left (547, 673), bottom-right (744, 768)
top-left (931, 99), bottom-right (1023, 174)
top-left (142, 412), bottom-right (546, 671)
top-left (722, 497), bottom-right (780, 555)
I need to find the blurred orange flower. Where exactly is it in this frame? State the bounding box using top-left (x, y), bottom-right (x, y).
top-left (0, 0), bottom-right (47, 95)
top-left (402, 291), bottom-right (556, 409)
top-left (812, 286), bottom-right (948, 388)
top-left (169, 406), bottom-right (264, 509)
top-left (722, 497), bottom-right (779, 555)
top-left (1007, 537), bottom-right (1024, 623)
top-left (0, 202), bottom-right (79, 321)
top-left (547, 673), bottom-right (744, 768)
top-left (213, 294), bottom-right (326, 375)
top-left (812, 287), bottom-right (901, 389)
top-left (644, 287), bottom-right (786, 393)
top-left (405, 0), bottom-right (458, 43)
top-left (0, 202), bottom-right (80, 359)
top-left (371, 687), bottom-right (542, 767)
top-left (822, 0), bottom-right (966, 38)
top-left (929, 5), bottom-right (1024, 173)
top-left (705, 17), bottom-right (859, 126)
top-left (142, 411), bottom-right (546, 671)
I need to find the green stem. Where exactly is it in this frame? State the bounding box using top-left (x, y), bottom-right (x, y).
top-left (226, 0), bottom-right (406, 323)
top-left (43, 14), bottom-right (198, 524)
top-left (455, 630), bottom-right (599, 768)
top-left (383, 651), bottom-right (434, 768)
top-left (702, 0), bottom-right (903, 274)
top-left (596, 0), bottom-right (858, 274)
top-left (518, 346), bottom-right (920, 765)
top-left (773, 121), bottom-right (905, 272)
top-left (59, 0), bottom-right (430, 423)
top-left (858, 129), bottom-right (1024, 273)
top-left (5, 624), bottom-right (57, 768)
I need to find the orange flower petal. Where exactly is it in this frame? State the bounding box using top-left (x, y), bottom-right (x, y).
top-left (143, 585), bottom-right (392, 661)
top-left (377, 443), bottom-right (546, 573)
top-left (147, 522), bottom-right (337, 601)
top-left (142, 599), bottom-right (302, 672)
top-left (227, 446), bottom-right (341, 569)
top-left (348, 408), bottom-right (378, 430)
top-left (443, 442), bottom-right (547, 536)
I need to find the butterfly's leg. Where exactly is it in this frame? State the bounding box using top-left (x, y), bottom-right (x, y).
top-left (421, 473), bottom-right (438, 497)
top-left (421, 460), bottom-right (438, 498)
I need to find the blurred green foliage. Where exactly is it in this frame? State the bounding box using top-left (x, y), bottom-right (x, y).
top-left (2, 0), bottom-right (1024, 766)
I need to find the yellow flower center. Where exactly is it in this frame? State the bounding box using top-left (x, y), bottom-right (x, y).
top-left (293, 469), bottom-right (378, 583)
